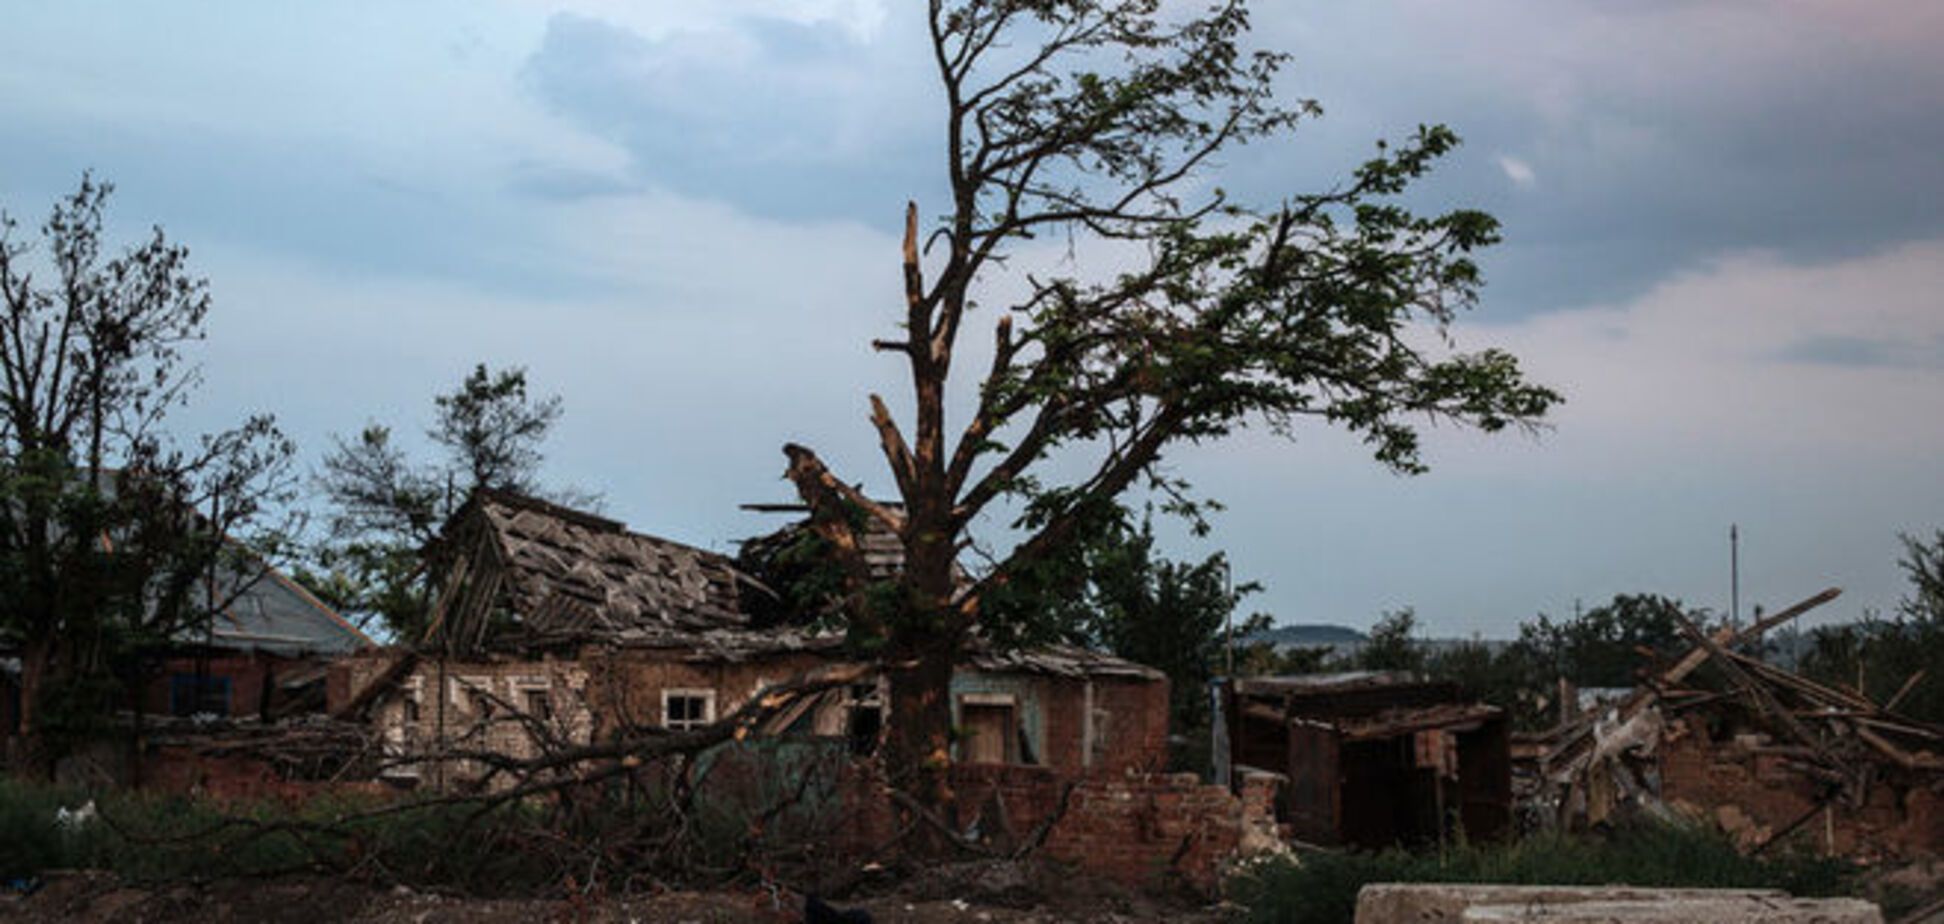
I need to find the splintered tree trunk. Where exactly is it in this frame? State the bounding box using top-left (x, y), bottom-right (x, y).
top-left (884, 639), bottom-right (958, 811)
top-left (884, 524), bottom-right (965, 823)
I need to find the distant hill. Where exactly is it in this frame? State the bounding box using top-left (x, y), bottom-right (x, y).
top-left (1247, 624), bottom-right (1368, 649)
top-left (1245, 623), bottom-right (1511, 660)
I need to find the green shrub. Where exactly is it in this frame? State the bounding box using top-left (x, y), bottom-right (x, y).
top-left (1228, 822), bottom-right (1856, 924)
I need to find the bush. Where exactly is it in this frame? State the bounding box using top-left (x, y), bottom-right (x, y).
top-left (1227, 821), bottom-right (1856, 924)
top-left (0, 779), bottom-right (588, 892)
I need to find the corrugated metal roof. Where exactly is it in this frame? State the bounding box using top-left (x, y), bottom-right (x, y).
top-left (198, 550), bottom-right (372, 657)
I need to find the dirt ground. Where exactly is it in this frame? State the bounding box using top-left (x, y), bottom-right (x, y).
top-left (1, 863), bottom-right (1234, 923)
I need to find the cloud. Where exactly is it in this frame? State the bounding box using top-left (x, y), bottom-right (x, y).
top-left (521, 10), bottom-right (939, 225)
top-left (1436, 238), bottom-right (1944, 473)
top-left (179, 185), bottom-right (907, 554)
top-left (1496, 155), bottom-right (1536, 188)
top-left (1237, 1), bottom-right (1944, 317)
top-left (508, 0), bottom-right (1944, 318)
top-left (1162, 238), bottom-right (1944, 635)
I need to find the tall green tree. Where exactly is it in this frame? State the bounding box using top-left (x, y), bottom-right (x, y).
top-left (777, 0), bottom-right (1561, 803)
top-left (1059, 511), bottom-right (1265, 768)
top-left (306, 364), bottom-right (584, 640)
top-left (1798, 532), bottom-right (1944, 723)
top-left (1359, 608), bottom-right (1427, 673)
top-left (1517, 594), bottom-right (1694, 689)
top-left (0, 175), bottom-right (294, 758)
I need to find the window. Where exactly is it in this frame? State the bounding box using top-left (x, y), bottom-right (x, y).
top-left (169, 674), bottom-right (231, 717)
top-left (661, 689), bottom-right (715, 731)
top-left (470, 690), bottom-right (496, 719)
top-left (524, 689), bottom-right (552, 721)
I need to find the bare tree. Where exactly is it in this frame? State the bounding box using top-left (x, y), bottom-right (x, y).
top-left (779, 1), bottom-right (1562, 804)
top-left (0, 174), bottom-right (294, 763)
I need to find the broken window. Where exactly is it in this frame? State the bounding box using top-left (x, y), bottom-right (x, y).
top-left (400, 695), bottom-right (422, 743)
top-left (169, 674), bottom-right (231, 717)
top-left (524, 689), bottom-right (552, 720)
top-left (662, 689), bottom-right (715, 730)
top-left (845, 682), bottom-right (883, 756)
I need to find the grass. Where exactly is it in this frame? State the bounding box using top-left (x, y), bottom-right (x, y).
top-left (0, 777), bottom-right (631, 894)
top-left (1226, 822), bottom-right (1858, 924)
top-left (0, 767), bottom-right (847, 896)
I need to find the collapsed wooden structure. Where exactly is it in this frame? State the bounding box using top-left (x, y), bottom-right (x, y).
top-left (1520, 588), bottom-right (1943, 858)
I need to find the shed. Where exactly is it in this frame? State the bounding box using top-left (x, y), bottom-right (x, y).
top-left (1222, 672), bottom-right (1511, 848)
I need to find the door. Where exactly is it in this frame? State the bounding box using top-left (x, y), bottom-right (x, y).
top-left (960, 702), bottom-right (1015, 764)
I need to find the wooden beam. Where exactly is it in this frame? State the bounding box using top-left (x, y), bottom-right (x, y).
top-left (1671, 610), bottom-right (1855, 789)
top-left (1885, 669), bottom-right (1926, 713)
top-left (1660, 588), bottom-right (1840, 687)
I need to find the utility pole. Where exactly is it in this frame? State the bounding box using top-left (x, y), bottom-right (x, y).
top-left (1223, 558), bottom-right (1235, 677)
top-left (1730, 524), bottom-right (1741, 632)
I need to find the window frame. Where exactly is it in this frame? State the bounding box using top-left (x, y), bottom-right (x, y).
top-left (660, 688), bottom-right (717, 731)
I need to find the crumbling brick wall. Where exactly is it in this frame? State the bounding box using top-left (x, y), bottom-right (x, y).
top-left (143, 745), bottom-right (391, 804)
top-left (329, 652), bottom-right (594, 786)
top-left (586, 649), bottom-right (840, 737)
top-left (1659, 715), bottom-right (1940, 859)
top-left (865, 764), bottom-right (1281, 895)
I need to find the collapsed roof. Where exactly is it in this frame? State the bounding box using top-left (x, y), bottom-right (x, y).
top-left (426, 490), bottom-right (760, 652)
top-left (423, 490), bottom-right (1160, 680)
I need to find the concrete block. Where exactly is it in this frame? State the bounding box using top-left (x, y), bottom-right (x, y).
top-left (1461, 897), bottom-right (1881, 923)
top-left (1354, 884), bottom-right (1787, 923)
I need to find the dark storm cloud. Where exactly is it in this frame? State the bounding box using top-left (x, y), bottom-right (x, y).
top-left (1776, 334), bottom-right (1944, 371)
top-left (522, 12), bottom-right (942, 226)
top-left (1227, 2), bottom-right (1944, 318)
top-left (522, 3), bottom-right (1944, 318)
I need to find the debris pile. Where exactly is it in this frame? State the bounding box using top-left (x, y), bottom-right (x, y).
top-left (1519, 588), bottom-right (1942, 858)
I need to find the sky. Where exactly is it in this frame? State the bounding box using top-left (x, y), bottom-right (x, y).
top-left (1, 1), bottom-right (1940, 638)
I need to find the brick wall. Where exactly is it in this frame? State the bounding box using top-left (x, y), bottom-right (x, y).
top-left (1090, 676), bottom-right (1170, 773)
top-left (143, 745), bottom-right (389, 804)
top-left (1659, 716), bottom-right (1940, 859)
top-left (329, 652), bottom-right (595, 786)
top-left (954, 671), bottom-right (1169, 775)
top-left (143, 654), bottom-right (284, 719)
top-left (860, 764), bottom-right (1281, 895)
top-left (587, 649), bottom-right (839, 737)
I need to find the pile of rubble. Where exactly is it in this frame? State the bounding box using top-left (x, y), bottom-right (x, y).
top-left (1518, 589), bottom-right (1943, 858)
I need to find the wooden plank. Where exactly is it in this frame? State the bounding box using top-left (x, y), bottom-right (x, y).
top-left (1852, 723), bottom-right (1919, 771)
top-left (1729, 652), bottom-right (1878, 711)
top-left (1660, 588), bottom-right (1840, 687)
top-left (1672, 610), bottom-right (1855, 787)
top-left (1885, 670), bottom-right (1927, 713)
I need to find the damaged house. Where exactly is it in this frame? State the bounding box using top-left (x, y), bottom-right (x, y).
top-left (145, 542), bottom-right (374, 721)
top-left (1219, 672), bottom-right (1513, 849)
top-left (326, 490), bottom-right (1169, 787)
